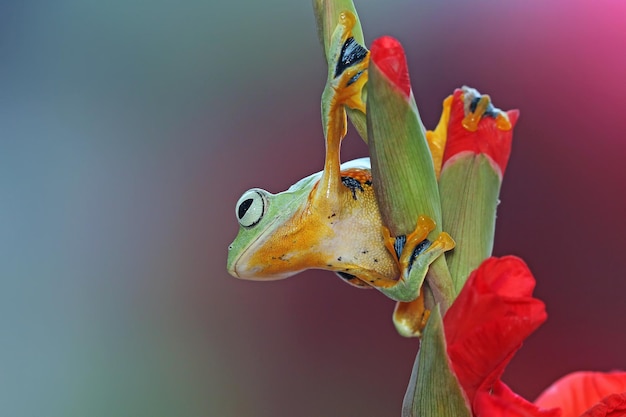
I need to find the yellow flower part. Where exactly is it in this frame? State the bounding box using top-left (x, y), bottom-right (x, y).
top-left (426, 95), bottom-right (452, 179)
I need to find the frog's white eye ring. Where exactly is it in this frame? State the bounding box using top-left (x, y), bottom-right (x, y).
top-left (235, 189), bottom-right (267, 228)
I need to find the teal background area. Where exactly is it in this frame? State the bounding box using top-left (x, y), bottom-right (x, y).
top-left (2, 1), bottom-right (625, 416)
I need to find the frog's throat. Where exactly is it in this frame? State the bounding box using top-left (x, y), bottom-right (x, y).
top-left (228, 216), bottom-right (287, 279)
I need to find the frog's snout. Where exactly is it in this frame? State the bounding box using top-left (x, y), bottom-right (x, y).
top-left (226, 242), bottom-right (240, 278)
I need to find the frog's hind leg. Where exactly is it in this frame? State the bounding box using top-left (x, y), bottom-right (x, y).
top-left (335, 271), bottom-right (372, 288)
top-left (385, 218), bottom-right (454, 337)
top-left (313, 12), bottom-right (370, 208)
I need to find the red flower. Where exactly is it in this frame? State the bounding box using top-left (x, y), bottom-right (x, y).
top-left (580, 393), bottom-right (626, 417)
top-left (443, 256), bottom-right (559, 416)
top-left (370, 36), bottom-right (411, 98)
top-left (535, 371), bottom-right (626, 417)
top-left (475, 381), bottom-right (558, 417)
top-left (442, 87), bottom-right (520, 178)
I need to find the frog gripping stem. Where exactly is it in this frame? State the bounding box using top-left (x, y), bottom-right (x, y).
top-left (314, 11), bottom-right (369, 208)
top-left (376, 215), bottom-right (455, 303)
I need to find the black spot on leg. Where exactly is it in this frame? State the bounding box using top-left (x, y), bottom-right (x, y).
top-left (394, 235), bottom-right (406, 260)
top-left (334, 37), bottom-right (368, 79)
top-left (407, 239), bottom-right (432, 273)
top-left (341, 176), bottom-right (364, 200)
top-left (337, 257), bottom-right (342, 262)
top-left (346, 70), bottom-right (364, 87)
top-left (414, 239), bottom-right (432, 257)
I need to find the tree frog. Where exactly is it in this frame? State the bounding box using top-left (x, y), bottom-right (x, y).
top-left (227, 12), bottom-right (454, 337)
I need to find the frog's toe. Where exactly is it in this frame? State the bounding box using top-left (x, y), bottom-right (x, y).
top-left (462, 94), bottom-right (492, 132)
top-left (399, 232), bottom-right (455, 283)
top-left (429, 231), bottom-right (456, 253)
top-left (398, 215), bottom-right (437, 274)
top-left (325, 11), bottom-right (370, 114)
top-left (461, 86), bottom-right (513, 132)
top-left (375, 216), bottom-right (454, 303)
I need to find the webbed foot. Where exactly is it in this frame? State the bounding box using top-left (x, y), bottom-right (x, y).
top-left (327, 12), bottom-right (369, 113)
top-left (321, 11), bottom-right (370, 144)
top-left (461, 86), bottom-right (512, 132)
top-left (377, 215), bottom-right (455, 302)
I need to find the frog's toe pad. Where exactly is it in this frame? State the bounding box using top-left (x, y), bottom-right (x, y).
top-left (430, 232), bottom-right (455, 252)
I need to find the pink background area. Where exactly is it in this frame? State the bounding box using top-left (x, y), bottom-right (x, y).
top-left (2, 1), bottom-right (625, 416)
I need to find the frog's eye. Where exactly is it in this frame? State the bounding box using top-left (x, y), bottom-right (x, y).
top-left (235, 189), bottom-right (268, 228)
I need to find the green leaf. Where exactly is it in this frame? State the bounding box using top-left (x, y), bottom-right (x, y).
top-left (401, 306), bottom-right (471, 417)
top-left (366, 53), bottom-right (455, 309)
top-left (366, 62), bottom-right (439, 234)
top-left (439, 154), bottom-right (502, 293)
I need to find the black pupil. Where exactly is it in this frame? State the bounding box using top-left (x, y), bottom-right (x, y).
top-left (238, 198), bottom-right (254, 219)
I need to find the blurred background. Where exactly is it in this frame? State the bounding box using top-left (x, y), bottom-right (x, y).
top-left (2, 0), bottom-right (625, 416)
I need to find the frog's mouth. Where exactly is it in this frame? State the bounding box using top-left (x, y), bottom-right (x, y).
top-left (227, 216), bottom-right (297, 280)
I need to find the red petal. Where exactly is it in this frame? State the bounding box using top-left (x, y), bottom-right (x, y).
top-left (474, 381), bottom-right (561, 417)
top-left (535, 371), bottom-right (626, 417)
top-left (507, 109), bottom-right (521, 126)
top-left (444, 257), bottom-right (548, 406)
top-left (442, 88), bottom-right (518, 176)
top-left (370, 36), bottom-right (411, 98)
top-left (580, 393), bottom-right (626, 417)
top-left (470, 255), bottom-right (537, 297)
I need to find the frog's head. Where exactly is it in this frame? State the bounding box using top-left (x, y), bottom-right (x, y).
top-left (227, 171), bottom-right (324, 280)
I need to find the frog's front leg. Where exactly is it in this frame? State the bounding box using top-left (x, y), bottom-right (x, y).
top-left (376, 215), bottom-right (455, 303)
top-left (313, 11), bottom-right (369, 208)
